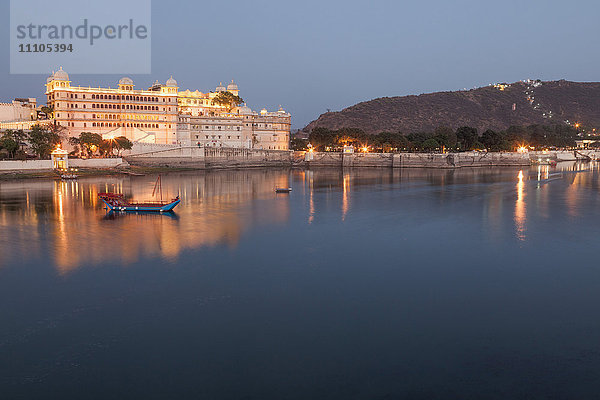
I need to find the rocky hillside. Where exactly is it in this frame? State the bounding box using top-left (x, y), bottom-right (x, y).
top-left (304, 80), bottom-right (600, 134)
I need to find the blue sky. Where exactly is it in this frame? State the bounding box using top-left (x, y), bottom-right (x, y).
top-left (1, 0), bottom-right (599, 129)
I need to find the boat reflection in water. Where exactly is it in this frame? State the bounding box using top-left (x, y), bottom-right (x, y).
top-left (102, 210), bottom-right (180, 221)
top-left (0, 162), bottom-right (597, 274)
top-left (3, 163), bottom-right (600, 399)
top-left (0, 170), bottom-right (292, 274)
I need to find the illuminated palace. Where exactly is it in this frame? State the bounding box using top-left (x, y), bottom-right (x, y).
top-left (45, 68), bottom-right (291, 150)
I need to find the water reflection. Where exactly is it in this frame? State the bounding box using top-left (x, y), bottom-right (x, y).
top-left (1, 163), bottom-right (599, 272)
top-left (0, 170), bottom-right (291, 273)
top-left (515, 170), bottom-right (527, 241)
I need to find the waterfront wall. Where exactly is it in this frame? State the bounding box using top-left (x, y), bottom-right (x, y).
top-left (299, 151), bottom-right (531, 169)
top-left (69, 158), bottom-right (127, 168)
top-left (0, 160), bottom-right (52, 171)
top-left (125, 146), bottom-right (291, 169)
top-left (0, 150), bottom-right (546, 172)
top-left (204, 148), bottom-right (292, 169)
top-left (126, 147), bottom-right (533, 169)
top-left (394, 152), bottom-right (531, 168)
top-left (528, 150), bottom-right (600, 161)
top-left (0, 158), bottom-right (126, 171)
top-left (125, 145), bottom-right (206, 167)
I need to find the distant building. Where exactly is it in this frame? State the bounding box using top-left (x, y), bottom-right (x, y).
top-left (44, 68), bottom-right (291, 149)
top-left (0, 98), bottom-right (37, 123)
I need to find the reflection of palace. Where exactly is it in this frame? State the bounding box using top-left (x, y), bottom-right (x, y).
top-left (1, 163), bottom-right (597, 273)
top-left (45, 68), bottom-right (291, 149)
top-left (0, 171), bottom-right (290, 274)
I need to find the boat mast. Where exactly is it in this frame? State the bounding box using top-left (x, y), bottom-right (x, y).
top-left (152, 175), bottom-right (163, 201)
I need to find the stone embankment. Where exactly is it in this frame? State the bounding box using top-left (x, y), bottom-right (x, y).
top-left (9, 147), bottom-right (596, 174)
top-left (298, 151), bottom-right (531, 168)
top-left (0, 158), bottom-right (127, 172)
top-left (124, 144), bottom-right (532, 169)
top-left (528, 150), bottom-right (600, 162)
top-left (124, 145), bottom-right (291, 169)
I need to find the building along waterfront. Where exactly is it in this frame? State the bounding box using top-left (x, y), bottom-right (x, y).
top-left (44, 68), bottom-right (291, 150)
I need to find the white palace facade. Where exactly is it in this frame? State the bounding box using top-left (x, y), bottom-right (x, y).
top-left (45, 68), bottom-right (291, 150)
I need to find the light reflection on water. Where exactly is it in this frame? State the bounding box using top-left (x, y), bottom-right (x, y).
top-left (0, 170), bottom-right (292, 273)
top-left (2, 163), bottom-right (600, 398)
top-left (0, 162), bottom-right (599, 274)
top-left (515, 170), bottom-right (526, 241)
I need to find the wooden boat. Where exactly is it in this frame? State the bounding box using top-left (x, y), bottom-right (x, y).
top-left (98, 176), bottom-right (180, 212)
top-left (275, 187), bottom-right (292, 193)
top-left (98, 193), bottom-right (180, 212)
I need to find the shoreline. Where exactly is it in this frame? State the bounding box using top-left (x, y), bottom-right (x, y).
top-left (0, 166), bottom-right (201, 181)
top-left (0, 149), bottom-right (596, 181)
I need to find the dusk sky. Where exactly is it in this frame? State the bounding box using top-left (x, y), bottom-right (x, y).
top-left (1, 0), bottom-right (599, 129)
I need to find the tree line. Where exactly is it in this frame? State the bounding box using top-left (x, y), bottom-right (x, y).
top-left (68, 132), bottom-right (132, 158)
top-left (297, 125), bottom-right (580, 152)
top-left (0, 126), bottom-right (132, 160)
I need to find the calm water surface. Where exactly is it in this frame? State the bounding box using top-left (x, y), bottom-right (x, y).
top-left (1, 164), bottom-right (600, 399)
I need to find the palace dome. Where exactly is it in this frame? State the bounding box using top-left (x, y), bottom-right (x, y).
top-left (53, 67), bottom-right (69, 81)
top-left (227, 80), bottom-right (238, 91)
top-left (166, 76), bottom-right (178, 87)
top-left (216, 82), bottom-right (226, 92)
top-left (238, 103), bottom-right (252, 114)
top-left (119, 77), bottom-right (133, 85)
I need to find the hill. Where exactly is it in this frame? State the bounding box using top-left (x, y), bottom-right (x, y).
top-left (303, 80), bottom-right (600, 134)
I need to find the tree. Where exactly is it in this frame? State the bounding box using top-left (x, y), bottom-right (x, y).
top-left (481, 129), bottom-right (509, 151)
top-left (290, 137), bottom-right (308, 151)
top-left (309, 127), bottom-right (337, 151)
top-left (40, 105), bottom-right (54, 119)
top-left (113, 136), bottom-right (133, 156)
top-left (434, 126), bottom-right (457, 149)
top-left (422, 138), bottom-right (440, 151)
top-left (0, 131), bottom-right (19, 158)
top-left (28, 126), bottom-right (60, 159)
top-left (406, 132), bottom-right (434, 150)
top-left (212, 91), bottom-right (244, 112)
top-left (0, 130), bottom-right (28, 158)
top-left (78, 132), bottom-right (103, 157)
top-left (455, 126), bottom-right (478, 150)
top-left (68, 136), bottom-right (81, 155)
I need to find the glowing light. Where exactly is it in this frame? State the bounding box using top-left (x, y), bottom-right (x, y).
top-left (516, 146), bottom-right (528, 153)
top-left (515, 169), bottom-right (526, 241)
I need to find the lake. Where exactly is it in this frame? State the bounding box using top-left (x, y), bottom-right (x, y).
top-left (1, 163), bottom-right (600, 399)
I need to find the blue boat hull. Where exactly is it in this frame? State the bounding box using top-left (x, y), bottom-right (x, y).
top-left (101, 198), bottom-right (180, 212)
